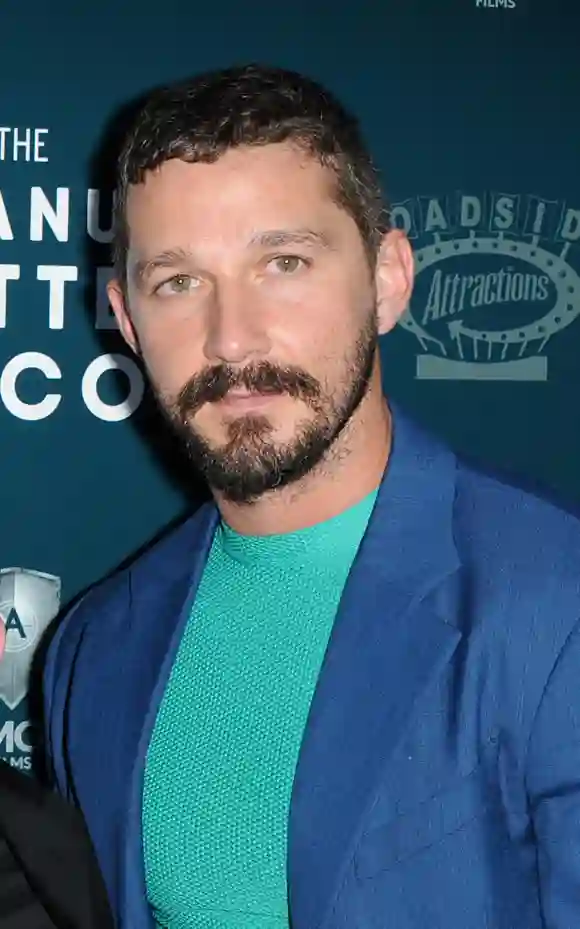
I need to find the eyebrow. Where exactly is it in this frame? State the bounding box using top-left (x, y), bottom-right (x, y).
top-left (131, 247), bottom-right (192, 287)
top-left (247, 228), bottom-right (335, 250)
top-left (131, 228), bottom-right (334, 287)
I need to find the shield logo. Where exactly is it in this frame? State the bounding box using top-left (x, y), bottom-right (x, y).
top-left (0, 568), bottom-right (61, 710)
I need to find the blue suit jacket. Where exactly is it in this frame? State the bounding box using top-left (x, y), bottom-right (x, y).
top-left (43, 408), bottom-right (580, 929)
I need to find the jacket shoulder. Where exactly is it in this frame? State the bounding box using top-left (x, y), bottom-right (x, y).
top-left (455, 458), bottom-right (580, 562)
top-left (453, 458), bottom-right (580, 650)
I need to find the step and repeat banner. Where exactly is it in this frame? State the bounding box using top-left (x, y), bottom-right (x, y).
top-left (0, 0), bottom-right (579, 771)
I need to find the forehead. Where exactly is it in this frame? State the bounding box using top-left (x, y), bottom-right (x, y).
top-left (124, 143), bottom-right (344, 244)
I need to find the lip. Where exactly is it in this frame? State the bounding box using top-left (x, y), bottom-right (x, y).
top-left (218, 391), bottom-right (279, 412)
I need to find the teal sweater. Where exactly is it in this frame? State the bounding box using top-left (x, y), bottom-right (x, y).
top-left (143, 490), bottom-right (378, 928)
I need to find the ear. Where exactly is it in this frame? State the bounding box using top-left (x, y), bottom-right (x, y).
top-left (106, 279), bottom-right (140, 354)
top-left (375, 228), bottom-right (414, 336)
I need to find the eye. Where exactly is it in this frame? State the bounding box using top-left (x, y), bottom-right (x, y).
top-left (155, 274), bottom-right (200, 295)
top-left (268, 255), bottom-right (309, 275)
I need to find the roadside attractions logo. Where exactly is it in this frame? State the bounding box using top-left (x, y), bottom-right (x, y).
top-left (393, 192), bottom-right (580, 380)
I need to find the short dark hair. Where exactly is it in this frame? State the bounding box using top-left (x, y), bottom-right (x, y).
top-left (112, 63), bottom-right (387, 281)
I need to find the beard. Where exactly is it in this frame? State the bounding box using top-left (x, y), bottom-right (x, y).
top-left (154, 314), bottom-right (378, 504)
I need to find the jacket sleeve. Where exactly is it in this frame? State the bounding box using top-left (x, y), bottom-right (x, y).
top-left (526, 617), bottom-right (580, 927)
top-left (0, 835), bottom-right (58, 929)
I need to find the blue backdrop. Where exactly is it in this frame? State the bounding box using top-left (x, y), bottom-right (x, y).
top-left (0, 0), bottom-right (579, 769)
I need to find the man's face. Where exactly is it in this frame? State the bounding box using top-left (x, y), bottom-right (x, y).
top-left (109, 143), bottom-right (409, 503)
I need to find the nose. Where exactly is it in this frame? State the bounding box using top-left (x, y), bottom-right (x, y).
top-left (203, 279), bottom-right (271, 365)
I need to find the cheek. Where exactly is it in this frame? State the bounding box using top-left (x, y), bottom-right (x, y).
top-left (136, 322), bottom-right (204, 393)
top-left (283, 318), bottom-right (363, 373)
top-left (269, 285), bottom-right (362, 356)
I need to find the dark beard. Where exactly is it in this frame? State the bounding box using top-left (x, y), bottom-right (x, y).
top-left (156, 315), bottom-right (377, 504)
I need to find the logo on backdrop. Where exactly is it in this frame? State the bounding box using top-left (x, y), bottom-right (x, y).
top-left (394, 192), bottom-right (580, 380)
top-left (0, 568), bottom-right (61, 769)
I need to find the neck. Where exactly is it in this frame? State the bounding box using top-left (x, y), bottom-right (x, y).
top-left (215, 380), bottom-right (391, 537)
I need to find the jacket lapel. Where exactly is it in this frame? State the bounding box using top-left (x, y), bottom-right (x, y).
top-left (288, 408), bottom-right (463, 929)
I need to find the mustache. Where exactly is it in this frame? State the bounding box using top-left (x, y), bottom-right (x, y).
top-left (176, 362), bottom-right (322, 416)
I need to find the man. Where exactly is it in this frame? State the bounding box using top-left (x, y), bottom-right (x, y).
top-left (43, 64), bottom-right (580, 929)
top-left (0, 627), bottom-right (113, 928)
